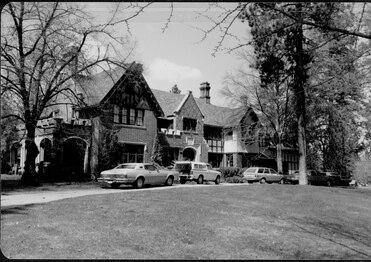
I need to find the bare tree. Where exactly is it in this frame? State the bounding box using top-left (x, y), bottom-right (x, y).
top-left (223, 49), bottom-right (295, 173)
top-left (0, 2), bottom-right (146, 184)
top-left (197, 2), bottom-right (371, 184)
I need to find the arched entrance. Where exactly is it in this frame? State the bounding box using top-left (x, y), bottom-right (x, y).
top-left (183, 147), bottom-right (196, 161)
top-left (39, 138), bottom-right (52, 181)
top-left (62, 137), bottom-right (89, 181)
top-left (8, 143), bottom-right (21, 174)
top-left (40, 138), bottom-right (52, 162)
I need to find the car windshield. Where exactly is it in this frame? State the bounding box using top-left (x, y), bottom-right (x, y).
top-left (115, 164), bottom-right (136, 169)
top-left (174, 163), bottom-right (191, 172)
top-left (246, 168), bottom-right (257, 173)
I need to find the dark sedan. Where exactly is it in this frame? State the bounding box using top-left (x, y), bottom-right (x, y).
top-left (283, 172), bottom-right (300, 184)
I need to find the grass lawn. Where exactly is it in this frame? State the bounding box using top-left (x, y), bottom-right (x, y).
top-left (1, 184), bottom-right (371, 259)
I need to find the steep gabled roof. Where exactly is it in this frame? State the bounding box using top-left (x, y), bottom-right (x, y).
top-left (151, 89), bottom-right (185, 117)
top-left (76, 63), bottom-right (163, 116)
top-left (152, 89), bottom-right (248, 127)
top-left (195, 98), bottom-right (245, 127)
top-left (76, 65), bottom-right (128, 106)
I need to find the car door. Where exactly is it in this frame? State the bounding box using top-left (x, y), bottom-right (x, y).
top-left (269, 168), bottom-right (280, 182)
top-left (206, 164), bottom-right (217, 181)
top-left (319, 172), bottom-right (328, 185)
top-left (263, 168), bottom-right (271, 181)
top-left (310, 170), bottom-right (317, 185)
top-left (155, 166), bottom-right (169, 184)
top-left (143, 164), bottom-right (162, 184)
top-left (256, 168), bottom-right (265, 179)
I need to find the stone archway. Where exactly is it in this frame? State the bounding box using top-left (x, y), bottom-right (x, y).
top-left (38, 138), bottom-right (52, 181)
top-left (183, 147), bottom-right (196, 161)
top-left (62, 137), bottom-right (89, 181)
top-left (40, 138), bottom-right (52, 162)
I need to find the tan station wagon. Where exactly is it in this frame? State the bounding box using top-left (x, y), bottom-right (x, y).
top-left (174, 161), bottom-right (221, 185)
top-left (243, 167), bottom-right (284, 184)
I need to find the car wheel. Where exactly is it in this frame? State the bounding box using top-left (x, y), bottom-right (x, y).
top-left (179, 179), bottom-right (186, 184)
top-left (134, 177), bottom-right (144, 189)
top-left (260, 178), bottom-right (266, 184)
top-left (326, 180), bottom-right (332, 187)
top-left (111, 183), bottom-right (120, 189)
top-left (165, 176), bottom-right (174, 186)
top-left (197, 175), bottom-right (204, 184)
top-left (279, 179), bottom-right (284, 184)
top-left (215, 176), bottom-right (220, 185)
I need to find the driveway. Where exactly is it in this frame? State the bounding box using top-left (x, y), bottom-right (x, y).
top-left (1, 182), bottom-right (245, 207)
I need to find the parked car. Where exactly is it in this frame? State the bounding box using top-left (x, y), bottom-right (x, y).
top-left (174, 161), bottom-right (221, 185)
top-left (307, 170), bottom-right (335, 186)
top-left (98, 163), bottom-right (178, 189)
top-left (283, 171), bottom-right (300, 184)
top-left (322, 171), bottom-right (352, 186)
top-left (242, 167), bottom-right (284, 184)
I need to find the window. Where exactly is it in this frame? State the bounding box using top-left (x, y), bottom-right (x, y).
top-left (174, 163), bottom-right (191, 172)
top-left (207, 139), bottom-right (223, 153)
top-left (122, 108), bottom-right (128, 124)
top-left (144, 165), bottom-right (157, 171)
top-left (136, 110), bottom-right (144, 126)
top-left (116, 164), bottom-right (136, 169)
top-left (121, 144), bottom-right (144, 163)
top-left (227, 154), bottom-right (233, 167)
top-left (258, 168), bottom-right (265, 173)
top-left (283, 151), bottom-right (299, 173)
top-left (129, 109), bottom-right (135, 125)
top-left (114, 105), bottom-right (120, 123)
top-left (258, 134), bottom-right (271, 147)
top-left (183, 118), bottom-right (197, 131)
top-left (113, 106), bottom-right (145, 126)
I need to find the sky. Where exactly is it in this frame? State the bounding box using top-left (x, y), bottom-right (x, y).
top-left (84, 2), bottom-right (252, 107)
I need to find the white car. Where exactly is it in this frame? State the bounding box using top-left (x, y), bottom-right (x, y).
top-left (243, 167), bottom-right (284, 184)
top-left (98, 163), bottom-right (179, 189)
top-left (174, 161), bottom-right (221, 185)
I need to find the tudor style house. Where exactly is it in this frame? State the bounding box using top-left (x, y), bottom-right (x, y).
top-left (8, 62), bottom-right (299, 181)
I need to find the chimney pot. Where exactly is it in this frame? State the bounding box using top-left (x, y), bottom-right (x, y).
top-left (199, 82), bottom-right (211, 104)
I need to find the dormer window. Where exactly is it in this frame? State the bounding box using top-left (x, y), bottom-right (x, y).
top-left (183, 118), bottom-right (197, 132)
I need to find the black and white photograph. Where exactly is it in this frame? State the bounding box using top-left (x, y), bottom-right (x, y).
top-left (1, 2), bottom-right (371, 259)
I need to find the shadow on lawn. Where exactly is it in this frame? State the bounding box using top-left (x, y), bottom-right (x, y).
top-left (1, 204), bottom-right (38, 216)
top-left (100, 184), bottom-right (176, 190)
top-left (289, 218), bottom-right (371, 259)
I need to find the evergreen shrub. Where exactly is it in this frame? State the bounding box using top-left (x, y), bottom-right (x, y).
top-left (219, 167), bottom-right (245, 183)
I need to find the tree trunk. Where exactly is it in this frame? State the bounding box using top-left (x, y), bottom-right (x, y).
top-left (21, 116), bottom-right (40, 186)
top-left (294, 3), bottom-right (308, 185)
top-left (276, 141), bottom-right (283, 174)
top-left (297, 114), bottom-right (308, 185)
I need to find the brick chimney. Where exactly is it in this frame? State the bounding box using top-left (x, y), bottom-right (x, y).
top-left (199, 82), bottom-right (211, 104)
